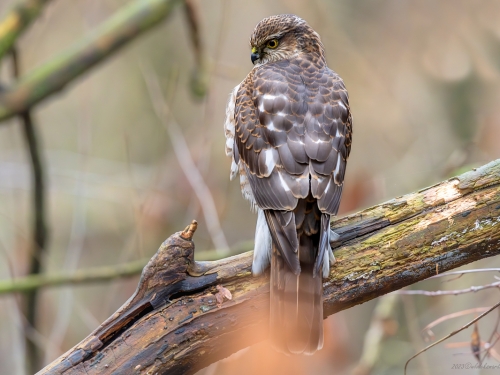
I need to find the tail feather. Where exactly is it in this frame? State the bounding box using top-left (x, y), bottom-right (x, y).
top-left (267, 197), bottom-right (330, 355)
top-left (270, 237), bottom-right (324, 354)
top-left (314, 214), bottom-right (331, 277)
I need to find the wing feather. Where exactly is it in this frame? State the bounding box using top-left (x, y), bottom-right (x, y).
top-left (233, 55), bottom-right (352, 268)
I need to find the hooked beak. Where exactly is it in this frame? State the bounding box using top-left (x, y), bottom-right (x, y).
top-left (251, 46), bottom-right (260, 64)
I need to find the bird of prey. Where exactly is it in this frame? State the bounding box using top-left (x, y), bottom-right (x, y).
top-left (224, 14), bottom-right (352, 354)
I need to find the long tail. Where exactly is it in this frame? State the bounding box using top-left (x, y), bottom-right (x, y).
top-left (268, 208), bottom-right (328, 355)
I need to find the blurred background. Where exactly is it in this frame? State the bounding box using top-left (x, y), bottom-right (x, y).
top-left (1, 0), bottom-right (500, 374)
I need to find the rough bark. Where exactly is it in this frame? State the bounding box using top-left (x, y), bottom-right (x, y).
top-left (38, 159), bottom-right (500, 375)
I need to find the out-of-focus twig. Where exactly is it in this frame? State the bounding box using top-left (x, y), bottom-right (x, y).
top-left (395, 280), bottom-right (500, 296)
top-left (186, 0), bottom-right (230, 224)
top-left (182, 0), bottom-right (201, 64)
top-left (401, 294), bottom-right (431, 375)
top-left (0, 258), bottom-right (147, 295)
top-left (429, 268), bottom-right (500, 281)
top-left (405, 300), bottom-right (500, 374)
top-left (0, 0), bottom-right (183, 121)
top-left (481, 308), bottom-right (500, 363)
top-left (422, 307), bottom-right (491, 341)
top-left (142, 65), bottom-right (229, 252)
top-left (0, 0), bottom-right (53, 60)
top-left (11, 47), bottom-right (48, 375)
top-left (44, 106), bottom-right (92, 363)
top-left (352, 293), bottom-right (399, 375)
top-left (21, 109), bottom-right (46, 374)
top-left (183, 0), bottom-right (207, 97)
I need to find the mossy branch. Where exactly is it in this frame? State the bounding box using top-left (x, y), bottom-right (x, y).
top-left (0, 0), bottom-right (183, 121)
top-left (37, 159), bottom-right (500, 375)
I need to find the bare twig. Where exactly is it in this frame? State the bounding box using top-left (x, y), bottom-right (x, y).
top-left (482, 309), bottom-right (500, 363)
top-left (405, 300), bottom-right (500, 374)
top-left (395, 280), bottom-right (500, 296)
top-left (142, 65), bottom-right (229, 252)
top-left (186, 0), bottom-right (230, 224)
top-left (422, 307), bottom-right (492, 341)
top-left (429, 268), bottom-right (500, 281)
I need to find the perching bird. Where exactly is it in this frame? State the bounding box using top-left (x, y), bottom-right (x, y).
top-left (224, 14), bottom-right (352, 354)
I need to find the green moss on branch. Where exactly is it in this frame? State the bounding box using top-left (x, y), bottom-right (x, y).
top-left (37, 160), bottom-right (500, 375)
top-left (0, 0), bottom-right (182, 121)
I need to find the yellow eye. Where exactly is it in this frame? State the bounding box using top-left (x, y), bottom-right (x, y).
top-left (267, 39), bottom-right (279, 49)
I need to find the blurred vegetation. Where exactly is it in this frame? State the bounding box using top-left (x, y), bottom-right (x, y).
top-left (0, 0), bottom-right (499, 374)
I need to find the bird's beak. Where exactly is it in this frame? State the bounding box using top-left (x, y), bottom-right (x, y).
top-left (251, 46), bottom-right (260, 64)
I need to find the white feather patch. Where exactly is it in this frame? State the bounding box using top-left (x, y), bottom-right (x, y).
top-left (253, 208), bottom-right (272, 275)
top-left (239, 164), bottom-right (257, 211)
top-left (324, 228), bottom-right (338, 277)
top-left (224, 84), bottom-right (240, 158)
top-left (264, 148), bottom-right (276, 174)
top-left (278, 171), bottom-right (291, 192)
top-left (230, 159), bottom-right (238, 180)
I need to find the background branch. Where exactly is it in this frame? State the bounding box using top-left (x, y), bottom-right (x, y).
top-left (37, 159), bottom-right (500, 375)
top-left (21, 108), bottom-right (46, 375)
top-left (352, 293), bottom-right (399, 375)
top-left (0, 0), bottom-right (53, 60)
top-left (10, 46), bottom-right (49, 375)
top-left (0, 259), bottom-right (147, 294)
top-left (0, 0), bottom-right (183, 121)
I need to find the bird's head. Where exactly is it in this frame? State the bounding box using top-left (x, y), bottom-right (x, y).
top-left (249, 14), bottom-right (324, 66)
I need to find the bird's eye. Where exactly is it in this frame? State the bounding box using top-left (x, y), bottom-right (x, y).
top-left (267, 39), bottom-right (279, 49)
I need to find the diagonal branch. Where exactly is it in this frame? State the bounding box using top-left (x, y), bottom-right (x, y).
top-left (37, 159), bottom-right (500, 375)
top-left (142, 66), bottom-right (229, 252)
top-left (404, 301), bottom-right (500, 374)
top-left (0, 0), bottom-right (183, 121)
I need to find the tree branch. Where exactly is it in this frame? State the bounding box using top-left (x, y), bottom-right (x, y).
top-left (37, 159), bottom-right (500, 375)
top-left (0, 259), bottom-right (148, 294)
top-left (10, 46), bottom-right (49, 374)
top-left (0, 0), bottom-right (183, 121)
top-left (0, 0), bottom-right (53, 60)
